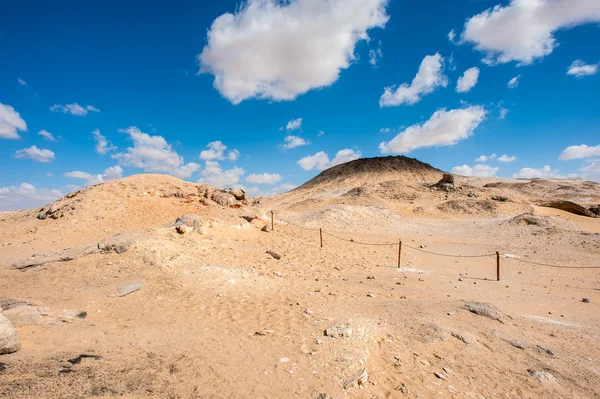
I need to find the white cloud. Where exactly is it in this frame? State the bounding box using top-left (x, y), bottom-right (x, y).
top-left (318, 130), bottom-right (325, 137)
top-left (567, 60), bottom-right (599, 78)
top-left (369, 46), bottom-right (383, 67)
top-left (559, 144), bottom-right (600, 160)
top-left (475, 153), bottom-right (497, 163)
top-left (499, 107), bottom-right (509, 119)
top-left (272, 183), bottom-right (297, 193)
top-left (456, 67), bottom-right (480, 93)
top-left (92, 129), bottom-right (116, 155)
top-left (286, 118), bottom-right (303, 131)
top-left (17, 78), bottom-right (27, 86)
top-left (14, 146), bottom-right (55, 163)
top-left (199, 141), bottom-right (240, 162)
top-left (379, 106), bottom-right (486, 154)
top-left (451, 164), bottom-right (499, 177)
top-left (0, 102), bottom-right (27, 139)
top-left (497, 154), bottom-right (517, 162)
top-left (112, 127), bottom-right (200, 179)
top-left (379, 53), bottom-right (447, 107)
top-left (282, 135), bottom-right (309, 149)
top-left (198, 0), bottom-right (389, 104)
top-left (507, 75), bottom-right (521, 88)
top-left (461, 0), bottom-right (600, 65)
top-left (246, 172), bottom-right (282, 185)
top-left (0, 183), bottom-right (64, 211)
top-left (513, 165), bottom-right (560, 179)
top-left (65, 165), bottom-right (123, 186)
top-left (38, 129), bottom-right (56, 141)
top-left (448, 29), bottom-right (457, 44)
top-left (198, 161), bottom-right (244, 187)
top-left (50, 103), bottom-right (100, 116)
top-left (298, 148), bottom-right (361, 171)
top-left (379, 127), bottom-right (391, 133)
top-left (580, 161), bottom-right (600, 181)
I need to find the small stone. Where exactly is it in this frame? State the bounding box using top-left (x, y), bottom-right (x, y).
top-left (344, 368), bottom-right (368, 390)
top-left (273, 271), bottom-right (282, 277)
top-left (434, 371), bottom-right (446, 380)
top-left (367, 293), bottom-right (375, 298)
top-left (261, 225), bottom-right (272, 233)
top-left (325, 324), bottom-right (352, 339)
top-left (528, 369), bottom-right (558, 384)
top-left (0, 314), bottom-right (20, 354)
top-left (582, 298), bottom-right (591, 303)
top-left (255, 329), bottom-right (275, 336)
top-left (117, 282), bottom-right (142, 297)
top-left (266, 250), bottom-right (281, 260)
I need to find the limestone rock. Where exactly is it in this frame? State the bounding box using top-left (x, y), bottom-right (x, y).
top-left (528, 369), bottom-right (558, 384)
top-left (117, 282), bottom-right (142, 297)
top-left (261, 225), bottom-right (272, 232)
top-left (0, 313), bottom-right (20, 355)
top-left (228, 188), bottom-right (246, 201)
top-left (465, 301), bottom-right (504, 323)
top-left (211, 192), bottom-right (236, 207)
top-left (325, 324), bottom-right (352, 339)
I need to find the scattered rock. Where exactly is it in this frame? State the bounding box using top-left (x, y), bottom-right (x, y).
top-left (76, 311), bottom-right (88, 319)
top-left (451, 330), bottom-right (477, 345)
top-left (434, 371), bottom-right (446, 380)
top-left (528, 369), bottom-right (558, 384)
top-left (227, 188), bottom-right (246, 201)
top-left (344, 368), bottom-right (368, 390)
top-left (0, 313), bottom-right (20, 355)
top-left (266, 250), bottom-right (281, 260)
top-left (67, 354), bottom-right (102, 365)
top-left (255, 329), bottom-right (275, 336)
top-left (432, 174), bottom-right (455, 192)
top-left (117, 282), bottom-right (142, 297)
top-left (465, 301), bottom-right (504, 323)
top-left (535, 345), bottom-right (555, 357)
top-left (261, 225), bottom-right (272, 233)
top-left (325, 324), bottom-right (352, 339)
top-left (503, 338), bottom-right (526, 350)
top-left (12, 245), bottom-right (99, 270)
top-left (582, 298), bottom-right (591, 303)
top-left (491, 195), bottom-right (509, 202)
top-left (367, 293), bottom-right (375, 298)
top-left (175, 225), bottom-right (193, 234)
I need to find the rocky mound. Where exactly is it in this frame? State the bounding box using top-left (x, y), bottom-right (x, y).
top-left (293, 156), bottom-right (443, 193)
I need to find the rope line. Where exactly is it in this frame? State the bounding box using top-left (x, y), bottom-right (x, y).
top-left (501, 255), bottom-right (600, 269)
top-left (273, 213), bottom-right (600, 269)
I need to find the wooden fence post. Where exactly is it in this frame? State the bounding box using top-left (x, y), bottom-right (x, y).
top-left (320, 228), bottom-right (323, 248)
top-left (496, 251), bottom-right (500, 281)
top-left (398, 240), bottom-right (402, 268)
top-left (271, 211), bottom-right (274, 231)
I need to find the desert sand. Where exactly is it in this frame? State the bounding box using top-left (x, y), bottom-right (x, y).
top-left (1, 156), bottom-right (599, 398)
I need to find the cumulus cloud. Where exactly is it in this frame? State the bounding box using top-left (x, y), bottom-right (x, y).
top-left (112, 127), bottom-right (200, 179)
top-left (513, 165), bottom-right (560, 179)
top-left (50, 103), bottom-right (100, 116)
top-left (38, 129), bottom-right (56, 141)
top-left (65, 165), bottom-right (123, 186)
top-left (199, 141), bottom-right (240, 162)
top-left (198, 0), bottom-right (389, 104)
top-left (298, 148), bottom-right (361, 171)
top-left (286, 118), bottom-right (303, 131)
top-left (0, 183), bottom-right (63, 211)
top-left (0, 102), bottom-right (27, 139)
top-left (456, 67), bottom-right (480, 93)
top-left (246, 172), bottom-right (282, 185)
top-left (318, 130), bottom-right (325, 137)
top-left (499, 107), bottom-right (509, 119)
top-left (451, 164), bottom-right (499, 177)
top-left (498, 154), bottom-right (517, 162)
top-left (461, 0), bottom-right (600, 65)
top-left (379, 106), bottom-right (486, 154)
top-left (567, 60), bottom-right (599, 78)
top-left (475, 153), bottom-right (497, 162)
top-left (507, 75), bottom-right (521, 88)
top-left (198, 161), bottom-right (244, 187)
top-left (14, 146), bottom-right (55, 163)
top-left (17, 78), bottom-right (27, 86)
top-left (272, 183), bottom-right (297, 194)
top-left (282, 135), bottom-right (309, 149)
top-left (559, 144), bottom-right (600, 160)
top-left (580, 161), bottom-right (600, 181)
top-left (92, 129), bottom-right (116, 155)
top-left (379, 53), bottom-right (447, 107)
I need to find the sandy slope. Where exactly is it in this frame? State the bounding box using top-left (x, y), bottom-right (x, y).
top-left (1, 163), bottom-right (599, 398)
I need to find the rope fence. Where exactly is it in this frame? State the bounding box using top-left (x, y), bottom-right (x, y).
top-left (269, 211), bottom-right (600, 280)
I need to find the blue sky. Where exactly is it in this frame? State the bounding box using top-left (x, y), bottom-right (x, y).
top-left (1, 0), bottom-right (600, 210)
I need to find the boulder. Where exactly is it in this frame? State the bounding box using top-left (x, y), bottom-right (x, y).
top-left (261, 225), bottom-right (272, 232)
top-left (228, 188), bottom-right (246, 201)
top-left (465, 301), bottom-right (504, 323)
top-left (0, 313), bottom-right (20, 355)
top-left (211, 192), bottom-right (236, 207)
top-left (431, 174), bottom-right (455, 192)
top-left (325, 324), bottom-right (352, 339)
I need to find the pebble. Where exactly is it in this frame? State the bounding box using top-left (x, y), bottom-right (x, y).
top-left (582, 298), bottom-right (591, 303)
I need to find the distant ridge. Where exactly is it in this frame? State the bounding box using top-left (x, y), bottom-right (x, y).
top-left (294, 156), bottom-right (443, 192)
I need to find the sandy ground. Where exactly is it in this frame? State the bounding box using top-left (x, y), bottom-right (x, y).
top-left (0, 170), bottom-right (599, 399)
